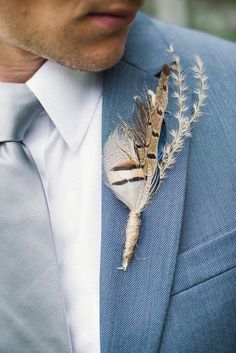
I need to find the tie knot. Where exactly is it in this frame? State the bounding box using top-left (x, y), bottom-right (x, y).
top-left (0, 83), bottom-right (43, 142)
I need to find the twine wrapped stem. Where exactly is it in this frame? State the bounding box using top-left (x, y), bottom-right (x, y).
top-left (119, 211), bottom-right (141, 271)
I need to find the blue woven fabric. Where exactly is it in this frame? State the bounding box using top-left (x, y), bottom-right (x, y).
top-left (100, 12), bottom-right (236, 353)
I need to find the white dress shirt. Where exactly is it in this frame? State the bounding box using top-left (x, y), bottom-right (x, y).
top-left (25, 61), bottom-right (103, 353)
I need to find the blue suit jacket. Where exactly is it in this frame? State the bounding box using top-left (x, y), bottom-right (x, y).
top-left (1, 12), bottom-right (235, 353)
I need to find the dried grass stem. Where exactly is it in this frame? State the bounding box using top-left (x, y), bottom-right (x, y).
top-left (160, 48), bottom-right (208, 180)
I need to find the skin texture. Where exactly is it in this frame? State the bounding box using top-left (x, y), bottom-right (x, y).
top-left (0, 0), bottom-right (143, 82)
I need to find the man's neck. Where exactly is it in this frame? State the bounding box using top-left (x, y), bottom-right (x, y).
top-left (0, 41), bottom-right (46, 83)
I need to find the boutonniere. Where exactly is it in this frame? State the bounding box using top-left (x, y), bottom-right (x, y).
top-left (103, 46), bottom-right (208, 271)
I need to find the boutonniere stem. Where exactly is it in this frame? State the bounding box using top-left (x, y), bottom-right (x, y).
top-left (103, 47), bottom-right (208, 271)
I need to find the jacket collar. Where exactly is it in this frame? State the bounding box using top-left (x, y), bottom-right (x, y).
top-left (123, 12), bottom-right (172, 75)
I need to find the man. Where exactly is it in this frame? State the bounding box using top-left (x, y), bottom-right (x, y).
top-left (0, 1), bottom-right (235, 353)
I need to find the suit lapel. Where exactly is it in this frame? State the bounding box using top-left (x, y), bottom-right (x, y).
top-left (100, 55), bottom-right (190, 352)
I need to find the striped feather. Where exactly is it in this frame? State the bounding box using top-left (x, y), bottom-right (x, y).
top-left (103, 64), bottom-right (170, 270)
top-left (104, 64), bottom-right (169, 213)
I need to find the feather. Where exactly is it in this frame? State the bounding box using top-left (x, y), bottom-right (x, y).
top-left (103, 64), bottom-right (170, 270)
top-left (103, 53), bottom-right (208, 271)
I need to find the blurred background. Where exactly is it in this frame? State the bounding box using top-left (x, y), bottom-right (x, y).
top-left (142, 0), bottom-right (236, 41)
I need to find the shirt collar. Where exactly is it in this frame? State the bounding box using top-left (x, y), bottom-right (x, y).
top-left (26, 60), bottom-right (103, 151)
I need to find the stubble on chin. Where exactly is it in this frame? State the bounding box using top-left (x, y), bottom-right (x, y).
top-left (13, 33), bottom-right (127, 72)
top-left (54, 47), bottom-right (126, 72)
top-left (45, 32), bottom-right (128, 72)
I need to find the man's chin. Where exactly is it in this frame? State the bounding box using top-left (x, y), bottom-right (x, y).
top-left (54, 48), bottom-right (125, 72)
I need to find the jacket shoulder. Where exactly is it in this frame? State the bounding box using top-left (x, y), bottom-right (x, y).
top-left (124, 12), bottom-right (236, 78)
top-left (154, 17), bottom-right (236, 74)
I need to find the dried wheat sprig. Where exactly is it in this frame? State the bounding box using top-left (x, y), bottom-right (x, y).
top-left (160, 48), bottom-right (208, 180)
top-left (160, 47), bottom-right (189, 179)
top-left (191, 55), bottom-right (208, 124)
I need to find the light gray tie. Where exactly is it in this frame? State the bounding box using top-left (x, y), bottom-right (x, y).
top-left (0, 83), bottom-right (53, 261)
top-left (0, 84), bottom-right (72, 352)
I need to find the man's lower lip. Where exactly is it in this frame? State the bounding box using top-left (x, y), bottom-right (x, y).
top-left (87, 13), bottom-right (135, 30)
